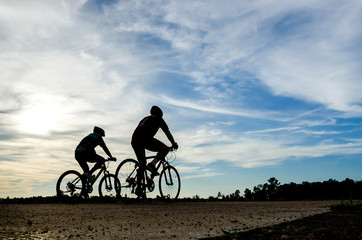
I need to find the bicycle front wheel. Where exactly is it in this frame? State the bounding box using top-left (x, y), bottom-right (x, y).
top-left (98, 174), bottom-right (121, 202)
top-left (56, 170), bottom-right (85, 202)
top-left (159, 166), bottom-right (180, 202)
top-left (115, 158), bottom-right (139, 203)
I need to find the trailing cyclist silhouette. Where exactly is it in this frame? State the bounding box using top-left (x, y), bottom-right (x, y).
top-left (131, 106), bottom-right (178, 198)
top-left (75, 126), bottom-right (115, 182)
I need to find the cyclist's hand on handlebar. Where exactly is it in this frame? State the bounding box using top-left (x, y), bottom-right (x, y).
top-left (108, 157), bottom-right (117, 161)
top-left (171, 142), bottom-right (178, 150)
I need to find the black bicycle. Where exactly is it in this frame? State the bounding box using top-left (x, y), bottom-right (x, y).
top-left (115, 148), bottom-right (180, 203)
top-left (56, 158), bottom-right (121, 202)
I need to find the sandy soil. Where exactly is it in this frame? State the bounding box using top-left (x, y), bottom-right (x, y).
top-left (0, 201), bottom-right (339, 239)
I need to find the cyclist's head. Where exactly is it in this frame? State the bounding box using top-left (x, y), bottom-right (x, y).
top-left (150, 105), bottom-right (163, 118)
top-left (93, 126), bottom-right (105, 137)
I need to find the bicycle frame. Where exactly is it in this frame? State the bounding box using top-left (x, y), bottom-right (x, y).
top-left (85, 160), bottom-right (112, 188)
top-left (92, 164), bottom-right (108, 184)
top-left (57, 158), bottom-right (119, 201)
top-left (128, 155), bottom-right (173, 193)
top-left (122, 157), bottom-right (171, 189)
top-left (116, 149), bottom-right (180, 202)
top-left (147, 156), bottom-right (174, 185)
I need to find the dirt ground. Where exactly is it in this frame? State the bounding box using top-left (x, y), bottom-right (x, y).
top-left (202, 204), bottom-right (362, 240)
top-left (0, 201), bottom-right (339, 239)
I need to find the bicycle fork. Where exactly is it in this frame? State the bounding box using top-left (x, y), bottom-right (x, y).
top-left (163, 167), bottom-right (174, 186)
top-left (103, 172), bottom-right (113, 191)
top-left (156, 161), bottom-right (174, 186)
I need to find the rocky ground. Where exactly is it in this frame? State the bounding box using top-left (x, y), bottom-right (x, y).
top-left (0, 201), bottom-right (340, 239)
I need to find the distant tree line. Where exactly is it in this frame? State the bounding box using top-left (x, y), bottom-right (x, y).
top-left (206, 177), bottom-right (362, 201)
top-left (1, 177), bottom-right (361, 203)
top-left (0, 196), bottom-right (59, 204)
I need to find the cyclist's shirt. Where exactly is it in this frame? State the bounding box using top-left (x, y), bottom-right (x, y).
top-left (75, 133), bottom-right (106, 153)
top-left (132, 115), bottom-right (169, 143)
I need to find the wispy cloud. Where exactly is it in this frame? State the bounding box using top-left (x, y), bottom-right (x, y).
top-left (161, 95), bottom-right (280, 119)
top-left (178, 124), bottom-right (362, 168)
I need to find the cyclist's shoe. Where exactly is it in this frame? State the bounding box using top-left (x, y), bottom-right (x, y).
top-left (146, 163), bottom-right (159, 176)
top-left (83, 172), bottom-right (94, 183)
top-left (135, 187), bottom-right (146, 199)
top-left (81, 190), bottom-right (89, 199)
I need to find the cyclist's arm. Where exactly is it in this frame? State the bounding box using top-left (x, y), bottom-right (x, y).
top-left (99, 139), bottom-right (113, 158)
top-left (164, 128), bottom-right (176, 145)
top-left (160, 119), bottom-right (177, 146)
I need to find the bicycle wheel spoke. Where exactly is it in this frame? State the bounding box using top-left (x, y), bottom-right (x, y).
top-left (56, 170), bottom-right (85, 202)
top-left (115, 159), bottom-right (139, 203)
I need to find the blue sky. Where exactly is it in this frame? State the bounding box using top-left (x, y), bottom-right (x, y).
top-left (1, 0), bottom-right (362, 198)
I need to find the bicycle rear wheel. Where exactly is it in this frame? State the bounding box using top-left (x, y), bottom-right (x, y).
top-left (98, 174), bottom-right (121, 202)
top-left (159, 166), bottom-right (180, 202)
top-left (56, 170), bottom-right (85, 202)
top-left (115, 158), bottom-right (139, 203)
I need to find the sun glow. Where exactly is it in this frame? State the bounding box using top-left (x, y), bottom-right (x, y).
top-left (17, 103), bottom-right (62, 135)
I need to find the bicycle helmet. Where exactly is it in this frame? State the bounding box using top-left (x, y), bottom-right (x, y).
top-left (150, 105), bottom-right (163, 118)
top-left (93, 126), bottom-right (105, 137)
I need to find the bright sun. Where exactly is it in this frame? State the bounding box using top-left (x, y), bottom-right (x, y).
top-left (17, 104), bottom-right (62, 135)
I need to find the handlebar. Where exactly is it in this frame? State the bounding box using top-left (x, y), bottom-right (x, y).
top-left (107, 157), bottom-right (117, 162)
top-left (170, 142), bottom-right (178, 152)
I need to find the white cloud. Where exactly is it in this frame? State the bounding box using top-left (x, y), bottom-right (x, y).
top-left (246, 127), bottom-right (301, 134)
top-left (256, 45), bottom-right (362, 112)
top-left (176, 123), bottom-right (362, 169)
top-left (248, 2), bottom-right (362, 114)
top-left (161, 95), bottom-right (285, 120)
top-left (145, 1), bottom-right (362, 116)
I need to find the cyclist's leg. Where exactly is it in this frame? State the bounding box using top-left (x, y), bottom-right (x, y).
top-left (88, 154), bottom-right (106, 175)
top-left (132, 142), bottom-right (146, 197)
top-left (75, 151), bottom-right (89, 173)
top-left (146, 138), bottom-right (169, 164)
top-left (75, 151), bottom-right (91, 197)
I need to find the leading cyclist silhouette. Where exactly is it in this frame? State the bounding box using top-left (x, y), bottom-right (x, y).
top-left (131, 106), bottom-right (178, 197)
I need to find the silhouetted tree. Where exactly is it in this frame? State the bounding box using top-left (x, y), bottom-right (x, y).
top-left (253, 184), bottom-right (267, 201)
top-left (234, 189), bottom-right (241, 199)
top-left (264, 177), bottom-right (280, 200)
top-left (192, 195), bottom-right (200, 200)
top-left (244, 188), bottom-right (253, 201)
top-left (217, 192), bottom-right (223, 199)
